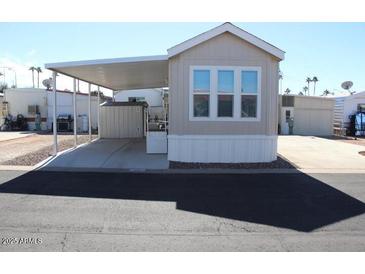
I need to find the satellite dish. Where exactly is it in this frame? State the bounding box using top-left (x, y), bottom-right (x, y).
top-left (341, 81), bottom-right (353, 91)
top-left (42, 78), bottom-right (52, 90)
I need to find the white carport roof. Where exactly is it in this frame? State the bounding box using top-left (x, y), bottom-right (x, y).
top-left (45, 55), bottom-right (169, 90)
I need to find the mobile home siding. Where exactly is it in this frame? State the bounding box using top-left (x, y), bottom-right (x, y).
top-left (168, 32), bottom-right (279, 136)
top-left (333, 98), bottom-right (345, 129)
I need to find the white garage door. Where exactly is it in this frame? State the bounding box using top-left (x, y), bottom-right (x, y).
top-left (100, 105), bottom-right (144, 138)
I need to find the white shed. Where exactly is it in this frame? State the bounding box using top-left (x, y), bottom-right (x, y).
top-left (333, 91), bottom-right (365, 134)
top-left (279, 95), bottom-right (335, 136)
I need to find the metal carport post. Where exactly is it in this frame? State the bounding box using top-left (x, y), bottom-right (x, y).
top-left (73, 78), bottom-right (77, 147)
top-left (97, 86), bottom-right (100, 139)
top-left (88, 83), bottom-right (92, 142)
top-left (52, 71), bottom-right (58, 155)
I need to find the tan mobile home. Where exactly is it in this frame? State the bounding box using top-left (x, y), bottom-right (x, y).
top-left (45, 23), bottom-right (285, 164)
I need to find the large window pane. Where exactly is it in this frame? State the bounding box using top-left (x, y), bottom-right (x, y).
top-left (241, 71), bottom-right (258, 93)
top-left (193, 95), bottom-right (209, 117)
top-left (241, 95), bottom-right (257, 117)
top-left (218, 95), bottom-right (233, 117)
top-left (218, 70), bottom-right (234, 93)
top-left (193, 70), bottom-right (210, 92)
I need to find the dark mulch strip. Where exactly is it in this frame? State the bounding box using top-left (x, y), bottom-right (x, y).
top-left (169, 156), bottom-right (296, 169)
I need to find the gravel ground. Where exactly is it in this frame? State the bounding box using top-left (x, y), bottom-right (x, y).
top-left (325, 136), bottom-right (365, 147)
top-left (2, 135), bottom-right (96, 166)
top-left (169, 156), bottom-right (296, 169)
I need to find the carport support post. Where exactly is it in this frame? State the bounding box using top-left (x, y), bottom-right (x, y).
top-left (97, 86), bottom-right (100, 139)
top-left (73, 78), bottom-right (77, 147)
top-left (88, 83), bottom-right (92, 142)
top-left (52, 71), bottom-right (58, 155)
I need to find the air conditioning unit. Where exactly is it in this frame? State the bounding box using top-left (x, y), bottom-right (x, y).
top-left (28, 105), bottom-right (40, 115)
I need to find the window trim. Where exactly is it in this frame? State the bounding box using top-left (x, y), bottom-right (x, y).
top-left (191, 68), bottom-right (211, 119)
top-left (217, 69), bottom-right (235, 118)
top-left (189, 65), bottom-right (261, 122)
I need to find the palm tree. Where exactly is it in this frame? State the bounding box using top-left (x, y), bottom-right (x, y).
top-left (298, 91), bottom-right (304, 96)
top-left (306, 77), bottom-right (312, 95)
top-left (303, 86), bottom-right (309, 96)
top-left (36, 67), bottom-right (42, 88)
top-left (312, 76), bottom-right (319, 96)
top-left (322, 89), bottom-right (330, 96)
top-left (284, 88), bottom-right (291, 95)
top-left (29, 66), bottom-right (36, 88)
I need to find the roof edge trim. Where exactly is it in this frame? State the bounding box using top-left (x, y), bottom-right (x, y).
top-left (45, 55), bottom-right (168, 69)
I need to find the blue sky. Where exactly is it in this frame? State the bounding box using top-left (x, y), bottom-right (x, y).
top-left (0, 22), bottom-right (364, 95)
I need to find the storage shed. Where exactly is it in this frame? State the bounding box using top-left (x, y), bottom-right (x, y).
top-left (333, 91), bottom-right (365, 134)
top-left (99, 102), bottom-right (147, 138)
top-left (279, 95), bottom-right (335, 136)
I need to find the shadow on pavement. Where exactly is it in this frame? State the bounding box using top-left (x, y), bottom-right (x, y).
top-left (0, 171), bottom-right (364, 232)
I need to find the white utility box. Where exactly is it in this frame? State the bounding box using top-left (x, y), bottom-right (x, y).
top-left (146, 131), bottom-right (167, 154)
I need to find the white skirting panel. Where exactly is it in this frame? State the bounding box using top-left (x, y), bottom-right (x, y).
top-left (168, 135), bottom-right (277, 163)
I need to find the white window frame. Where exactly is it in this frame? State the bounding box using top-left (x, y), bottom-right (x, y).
top-left (189, 65), bottom-right (261, 122)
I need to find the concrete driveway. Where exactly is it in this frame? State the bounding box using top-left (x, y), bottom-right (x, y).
top-left (278, 136), bottom-right (365, 170)
top-left (0, 131), bottom-right (34, 142)
top-left (43, 138), bottom-right (169, 170)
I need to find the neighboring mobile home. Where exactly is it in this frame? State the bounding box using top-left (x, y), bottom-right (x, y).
top-left (0, 93), bottom-right (3, 112)
top-left (278, 95), bottom-right (334, 136)
top-left (45, 23), bottom-right (285, 163)
top-left (333, 91), bottom-right (365, 134)
top-left (114, 88), bottom-right (166, 120)
top-left (0, 93), bottom-right (3, 121)
top-left (1, 88), bottom-right (100, 131)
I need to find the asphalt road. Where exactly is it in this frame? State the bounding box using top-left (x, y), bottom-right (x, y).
top-left (0, 170), bottom-right (364, 251)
